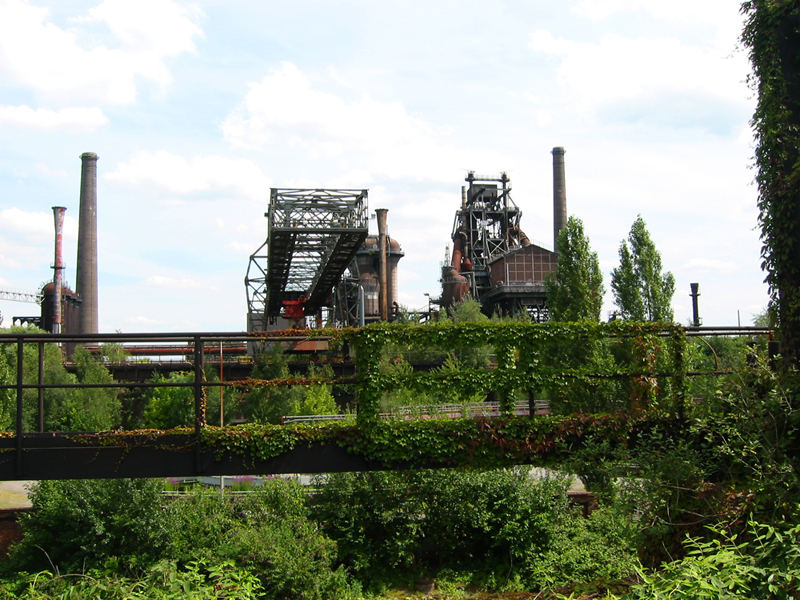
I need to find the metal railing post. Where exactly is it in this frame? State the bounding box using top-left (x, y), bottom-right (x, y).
top-left (37, 341), bottom-right (44, 433)
top-left (16, 339), bottom-right (24, 476)
top-left (193, 335), bottom-right (205, 474)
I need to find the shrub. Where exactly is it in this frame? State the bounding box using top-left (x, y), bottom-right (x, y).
top-left (627, 517), bottom-right (800, 599)
top-left (169, 479), bottom-right (356, 600)
top-left (311, 467), bottom-right (638, 591)
top-left (8, 479), bottom-right (173, 574)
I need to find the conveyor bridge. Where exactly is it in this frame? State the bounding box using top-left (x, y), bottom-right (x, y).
top-left (245, 189), bottom-right (368, 328)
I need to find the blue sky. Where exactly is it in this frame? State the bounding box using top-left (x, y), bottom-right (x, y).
top-left (0, 0), bottom-right (767, 331)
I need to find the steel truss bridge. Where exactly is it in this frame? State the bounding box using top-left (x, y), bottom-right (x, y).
top-left (245, 189), bottom-right (368, 329)
top-left (0, 326), bottom-right (775, 480)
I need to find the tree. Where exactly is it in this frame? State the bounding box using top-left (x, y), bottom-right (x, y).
top-left (742, 1), bottom-right (800, 364)
top-left (611, 216), bottom-right (675, 321)
top-left (142, 372), bottom-right (194, 429)
top-left (545, 216), bottom-right (604, 322)
top-left (48, 345), bottom-right (121, 431)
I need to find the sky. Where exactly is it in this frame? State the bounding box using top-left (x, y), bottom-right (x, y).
top-left (0, 0), bottom-right (768, 332)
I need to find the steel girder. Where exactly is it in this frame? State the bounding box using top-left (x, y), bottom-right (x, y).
top-left (245, 189), bottom-right (368, 325)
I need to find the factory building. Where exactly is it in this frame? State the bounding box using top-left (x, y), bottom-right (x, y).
top-left (440, 147), bottom-right (567, 320)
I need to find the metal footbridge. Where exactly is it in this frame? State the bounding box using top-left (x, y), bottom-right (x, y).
top-left (245, 189), bottom-right (368, 328)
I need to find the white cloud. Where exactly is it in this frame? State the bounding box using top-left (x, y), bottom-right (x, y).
top-left (106, 151), bottom-right (270, 200)
top-left (0, 0), bottom-right (203, 105)
top-left (83, 0), bottom-right (202, 58)
top-left (571, 0), bottom-right (744, 41)
top-left (681, 258), bottom-right (740, 274)
top-left (124, 315), bottom-right (165, 325)
top-left (528, 30), bottom-right (748, 113)
top-left (0, 207), bottom-right (77, 240)
top-left (0, 104), bottom-right (108, 130)
top-left (221, 62), bottom-right (498, 182)
top-left (145, 274), bottom-right (214, 291)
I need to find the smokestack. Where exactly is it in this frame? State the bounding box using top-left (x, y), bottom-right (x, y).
top-left (76, 152), bottom-right (98, 334)
top-left (461, 185), bottom-right (467, 210)
top-left (376, 208), bottom-right (389, 321)
top-left (690, 283), bottom-right (701, 327)
top-left (51, 206), bottom-right (66, 334)
top-left (552, 146), bottom-right (567, 252)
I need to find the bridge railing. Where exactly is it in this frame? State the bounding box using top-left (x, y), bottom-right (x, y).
top-left (0, 323), bottom-right (775, 444)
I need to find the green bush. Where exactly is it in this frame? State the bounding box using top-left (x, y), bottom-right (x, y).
top-left (625, 517), bottom-right (800, 599)
top-left (168, 479), bottom-right (356, 600)
top-left (311, 468), bottom-right (638, 591)
top-left (8, 479), bottom-right (173, 574)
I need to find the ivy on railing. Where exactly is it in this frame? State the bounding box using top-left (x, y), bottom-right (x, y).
top-left (332, 321), bottom-right (687, 427)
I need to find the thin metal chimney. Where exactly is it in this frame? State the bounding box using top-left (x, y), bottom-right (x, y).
top-left (690, 283), bottom-right (701, 327)
top-left (376, 208), bottom-right (389, 321)
top-left (552, 146), bottom-right (567, 252)
top-left (76, 152), bottom-right (99, 334)
top-left (51, 206), bottom-right (66, 334)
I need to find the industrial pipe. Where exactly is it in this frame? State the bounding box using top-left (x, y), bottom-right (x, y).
top-left (552, 147), bottom-right (567, 252)
top-left (51, 206), bottom-right (66, 334)
top-left (376, 208), bottom-right (389, 321)
top-left (690, 283), bottom-right (701, 327)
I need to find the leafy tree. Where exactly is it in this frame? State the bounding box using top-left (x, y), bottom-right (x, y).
top-left (742, 1), bottom-right (800, 364)
top-left (0, 325), bottom-right (121, 432)
top-left (142, 372), bottom-right (194, 429)
top-left (48, 345), bottom-right (121, 431)
top-left (289, 363), bottom-right (338, 416)
top-left (611, 216), bottom-right (675, 321)
top-left (545, 216), bottom-right (604, 322)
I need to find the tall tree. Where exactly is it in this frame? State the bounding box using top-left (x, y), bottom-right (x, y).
top-left (545, 216), bottom-right (604, 321)
top-left (742, 1), bottom-right (800, 364)
top-left (611, 216), bottom-right (675, 322)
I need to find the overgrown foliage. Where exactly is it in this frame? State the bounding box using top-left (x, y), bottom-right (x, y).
top-left (622, 517), bottom-right (800, 599)
top-left (341, 321), bottom-right (688, 425)
top-left (742, 0), bottom-right (800, 364)
top-left (311, 468), bottom-right (638, 591)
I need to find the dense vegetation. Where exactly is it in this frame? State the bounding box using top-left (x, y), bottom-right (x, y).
top-left (743, 0), bottom-right (800, 364)
top-left (0, 327), bottom-right (796, 598)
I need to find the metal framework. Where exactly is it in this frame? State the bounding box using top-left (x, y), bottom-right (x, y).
top-left (452, 173), bottom-right (524, 297)
top-left (0, 290), bottom-right (42, 304)
top-left (246, 189), bottom-right (368, 328)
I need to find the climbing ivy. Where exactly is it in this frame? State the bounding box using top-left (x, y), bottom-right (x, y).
top-left (742, 0), bottom-right (800, 364)
top-left (337, 321), bottom-right (687, 424)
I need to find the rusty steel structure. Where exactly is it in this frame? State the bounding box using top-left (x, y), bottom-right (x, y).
top-left (51, 207), bottom-right (66, 334)
top-left (245, 189), bottom-right (369, 331)
top-left (442, 150), bottom-right (567, 320)
top-left (334, 233), bottom-right (404, 326)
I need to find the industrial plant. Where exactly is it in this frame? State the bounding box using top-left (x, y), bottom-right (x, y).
top-left (5, 146), bottom-right (568, 333)
top-left (441, 147), bottom-right (566, 321)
